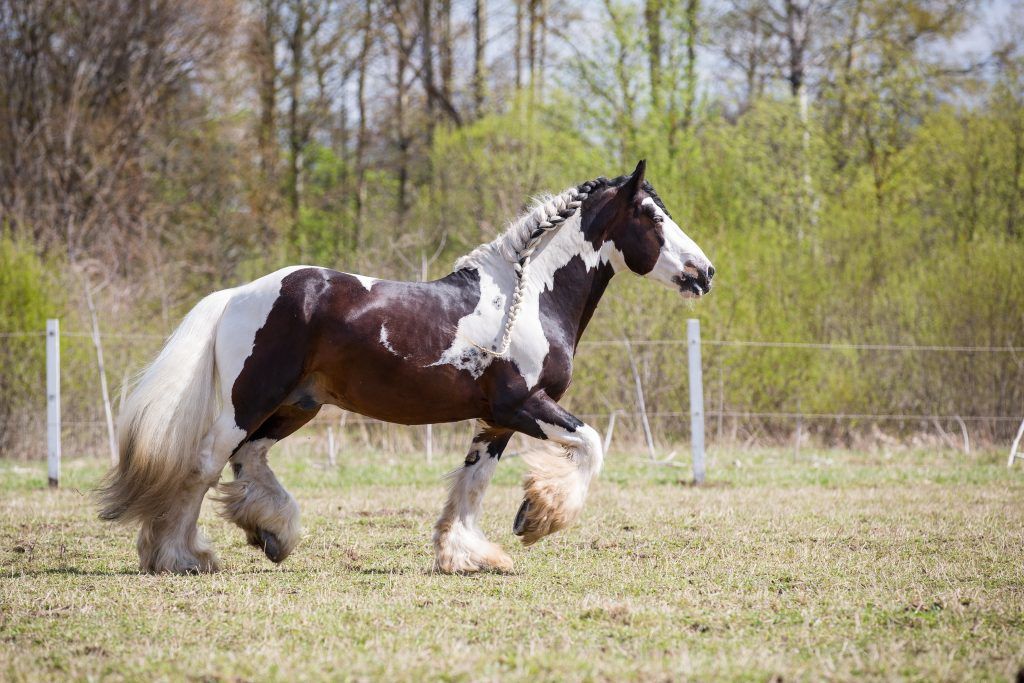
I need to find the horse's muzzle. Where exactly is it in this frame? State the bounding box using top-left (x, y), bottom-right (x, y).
top-left (674, 260), bottom-right (714, 297)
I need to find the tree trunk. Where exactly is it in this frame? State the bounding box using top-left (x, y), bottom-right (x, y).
top-left (287, 1), bottom-right (307, 244)
top-left (783, 0), bottom-right (814, 239)
top-left (420, 0), bottom-right (436, 124)
top-left (644, 0), bottom-right (662, 114)
top-left (82, 277), bottom-right (117, 466)
top-left (682, 0), bottom-right (699, 130)
top-left (439, 0), bottom-right (453, 107)
top-left (833, 0), bottom-right (862, 172)
top-left (1008, 101), bottom-right (1023, 239)
top-left (255, 0), bottom-right (278, 241)
top-left (538, 0), bottom-right (547, 94)
top-left (473, 0), bottom-right (486, 115)
top-left (353, 0), bottom-right (372, 253)
top-left (395, 6), bottom-right (411, 234)
top-left (784, 0), bottom-right (807, 98)
top-left (514, 0), bottom-right (523, 90)
top-left (528, 0), bottom-right (539, 96)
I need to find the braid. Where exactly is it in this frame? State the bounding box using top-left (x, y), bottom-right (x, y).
top-left (481, 177), bottom-right (607, 357)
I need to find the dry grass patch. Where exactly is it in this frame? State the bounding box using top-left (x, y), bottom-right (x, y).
top-left (1, 446), bottom-right (1023, 681)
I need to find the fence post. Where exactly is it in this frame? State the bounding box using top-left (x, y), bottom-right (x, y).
top-left (687, 319), bottom-right (706, 484)
top-left (425, 424), bottom-right (433, 464)
top-left (46, 319), bottom-right (61, 488)
top-left (1009, 417), bottom-right (1024, 467)
top-left (326, 426), bottom-right (337, 466)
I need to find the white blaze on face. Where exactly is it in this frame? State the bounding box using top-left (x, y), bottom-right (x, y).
top-left (641, 197), bottom-right (712, 292)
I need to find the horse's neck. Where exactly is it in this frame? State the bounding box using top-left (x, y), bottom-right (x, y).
top-left (517, 217), bottom-right (618, 349)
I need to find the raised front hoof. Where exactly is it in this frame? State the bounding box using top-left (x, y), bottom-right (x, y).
top-left (512, 487), bottom-right (578, 546)
top-left (248, 528), bottom-right (289, 564)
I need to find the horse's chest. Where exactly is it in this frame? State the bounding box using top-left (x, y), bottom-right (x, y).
top-left (510, 341), bottom-right (573, 398)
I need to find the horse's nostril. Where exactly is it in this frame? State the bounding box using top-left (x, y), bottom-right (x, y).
top-left (707, 265), bottom-right (715, 280)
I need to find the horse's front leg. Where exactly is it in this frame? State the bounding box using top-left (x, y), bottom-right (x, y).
top-left (433, 427), bottom-right (514, 573)
top-left (493, 391), bottom-right (605, 546)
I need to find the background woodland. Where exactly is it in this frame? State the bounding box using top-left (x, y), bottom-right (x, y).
top-left (2, 0), bottom-right (1023, 455)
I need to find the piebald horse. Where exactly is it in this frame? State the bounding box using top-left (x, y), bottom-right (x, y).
top-left (99, 161), bottom-right (714, 574)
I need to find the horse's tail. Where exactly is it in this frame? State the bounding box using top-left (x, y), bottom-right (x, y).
top-left (98, 289), bottom-right (234, 523)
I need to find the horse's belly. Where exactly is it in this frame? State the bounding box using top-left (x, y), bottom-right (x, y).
top-left (317, 351), bottom-right (487, 426)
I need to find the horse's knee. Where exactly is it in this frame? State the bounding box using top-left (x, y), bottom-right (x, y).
top-left (567, 423), bottom-right (604, 477)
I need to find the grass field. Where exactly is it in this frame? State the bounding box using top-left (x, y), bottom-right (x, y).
top-left (2, 443), bottom-right (1023, 681)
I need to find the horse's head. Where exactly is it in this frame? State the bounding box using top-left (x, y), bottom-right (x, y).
top-left (589, 160), bottom-right (714, 298)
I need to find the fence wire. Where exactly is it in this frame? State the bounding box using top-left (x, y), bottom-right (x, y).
top-left (2, 324), bottom-right (1022, 459)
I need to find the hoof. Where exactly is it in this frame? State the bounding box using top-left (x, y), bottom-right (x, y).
top-left (142, 551), bottom-right (219, 575)
top-left (513, 480), bottom-right (582, 547)
top-left (258, 529), bottom-right (285, 563)
top-left (433, 524), bottom-right (515, 574)
top-left (513, 499), bottom-right (530, 536)
top-left (515, 446), bottom-right (588, 546)
top-left (434, 542), bottom-right (514, 574)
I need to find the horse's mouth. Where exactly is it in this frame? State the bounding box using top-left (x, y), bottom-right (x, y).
top-left (673, 272), bottom-right (711, 298)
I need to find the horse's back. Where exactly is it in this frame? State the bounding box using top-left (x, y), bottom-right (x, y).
top-left (215, 265), bottom-right (490, 425)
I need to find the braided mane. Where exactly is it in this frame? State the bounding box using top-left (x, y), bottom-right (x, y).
top-left (454, 174), bottom-right (666, 273)
top-left (454, 180), bottom-right (592, 272)
top-left (452, 173), bottom-right (665, 356)
top-left (453, 177), bottom-right (605, 355)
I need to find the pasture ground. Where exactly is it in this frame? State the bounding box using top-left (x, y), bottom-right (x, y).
top-left (1, 443), bottom-right (1023, 681)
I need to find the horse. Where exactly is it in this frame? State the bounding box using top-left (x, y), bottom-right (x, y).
top-left (98, 160), bottom-right (715, 574)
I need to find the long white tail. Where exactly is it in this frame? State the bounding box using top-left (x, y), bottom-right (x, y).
top-left (98, 289), bottom-right (234, 522)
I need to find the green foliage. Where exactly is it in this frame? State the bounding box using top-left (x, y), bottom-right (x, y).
top-left (428, 96), bottom-right (609, 271)
top-left (0, 233), bottom-right (63, 450)
top-left (292, 144), bottom-right (356, 266)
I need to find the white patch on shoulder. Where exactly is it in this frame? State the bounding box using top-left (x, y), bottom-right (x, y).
top-left (353, 274), bottom-right (377, 291)
top-left (430, 267), bottom-right (508, 378)
top-left (431, 211), bottom-right (624, 389)
top-left (379, 324), bottom-right (401, 357)
top-left (506, 213), bottom-right (622, 387)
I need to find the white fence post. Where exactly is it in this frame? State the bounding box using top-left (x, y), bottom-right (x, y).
top-left (46, 319), bottom-right (61, 488)
top-left (1009, 417), bottom-right (1024, 467)
top-left (425, 424), bottom-right (433, 464)
top-left (687, 319), bottom-right (706, 484)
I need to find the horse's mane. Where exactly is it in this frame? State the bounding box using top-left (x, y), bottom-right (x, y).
top-left (453, 175), bottom-right (668, 272)
top-left (454, 189), bottom-right (581, 271)
top-left (450, 171), bottom-right (667, 357)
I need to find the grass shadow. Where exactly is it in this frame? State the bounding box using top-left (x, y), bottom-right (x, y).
top-left (4, 566), bottom-right (141, 577)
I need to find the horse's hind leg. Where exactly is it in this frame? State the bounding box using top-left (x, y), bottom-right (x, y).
top-left (136, 411), bottom-right (245, 573)
top-left (434, 427), bottom-right (514, 573)
top-left (218, 439), bottom-right (300, 563)
top-left (217, 405), bottom-right (319, 563)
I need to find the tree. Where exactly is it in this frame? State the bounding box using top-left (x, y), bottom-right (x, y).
top-left (473, 0), bottom-right (487, 115)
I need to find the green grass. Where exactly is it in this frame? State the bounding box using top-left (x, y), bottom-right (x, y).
top-left (2, 445), bottom-right (1023, 681)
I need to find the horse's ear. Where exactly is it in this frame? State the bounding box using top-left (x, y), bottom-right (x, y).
top-left (622, 159), bottom-right (646, 200)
